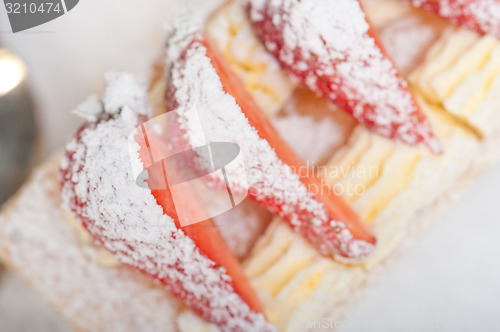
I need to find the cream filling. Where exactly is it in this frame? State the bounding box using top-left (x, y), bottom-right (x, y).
top-left (411, 27), bottom-right (500, 136)
top-left (228, 97), bottom-right (479, 330)
top-left (206, 0), bottom-right (295, 116)
top-left (360, 0), bottom-right (413, 28)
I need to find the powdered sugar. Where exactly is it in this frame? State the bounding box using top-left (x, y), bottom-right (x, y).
top-left (165, 27), bottom-right (374, 259)
top-left (248, 0), bottom-right (441, 152)
top-left (72, 72), bottom-right (150, 124)
top-left (73, 95), bottom-right (103, 122)
top-left (102, 72), bottom-right (150, 116)
top-left (60, 73), bottom-right (270, 331)
top-left (410, 0), bottom-right (500, 39)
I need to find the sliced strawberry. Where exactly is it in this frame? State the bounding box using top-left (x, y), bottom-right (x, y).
top-left (138, 127), bottom-right (264, 315)
top-left (165, 27), bottom-right (375, 259)
top-left (247, 0), bottom-right (441, 153)
top-left (408, 0), bottom-right (500, 39)
top-left (60, 73), bottom-right (270, 331)
top-left (203, 37), bottom-right (375, 247)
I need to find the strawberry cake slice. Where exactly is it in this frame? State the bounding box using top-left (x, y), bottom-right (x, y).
top-left (1, 1), bottom-right (499, 331)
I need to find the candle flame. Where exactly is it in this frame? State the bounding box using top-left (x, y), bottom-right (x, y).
top-left (0, 49), bottom-right (27, 97)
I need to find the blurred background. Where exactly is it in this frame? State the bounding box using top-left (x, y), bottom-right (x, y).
top-left (0, 0), bottom-right (499, 331)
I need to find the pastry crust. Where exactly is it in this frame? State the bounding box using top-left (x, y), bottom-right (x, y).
top-left (0, 155), bottom-right (182, 332)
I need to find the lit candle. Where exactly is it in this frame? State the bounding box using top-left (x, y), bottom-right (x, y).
top-left (0, 49), bottom-right (27, 97)
top-left (0, 48), bottom-right (37, 204)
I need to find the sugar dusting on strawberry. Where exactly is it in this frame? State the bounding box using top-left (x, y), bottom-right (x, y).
top-left (60, 73), bottom-right (272, 332)
top-left (247, 0), bottom-right (442, 153)
top-left (164, 19), bottom-right (375, 259)
top-left (409, 0), bottom-right (500, 39)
